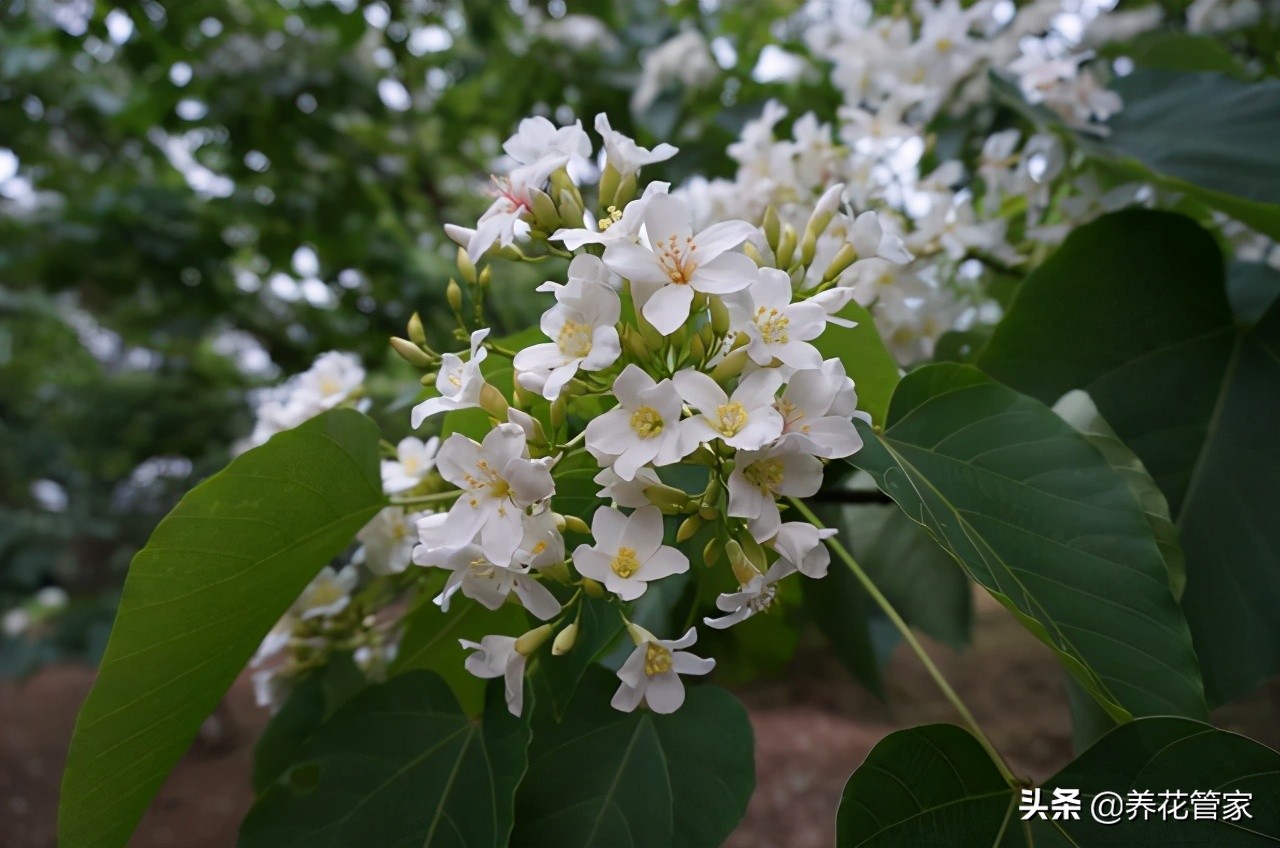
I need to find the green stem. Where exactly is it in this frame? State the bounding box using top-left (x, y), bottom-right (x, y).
top-left (787, 497), bottom-right (1017, 784)
top-left (391, 490), bottom-right (461, 506)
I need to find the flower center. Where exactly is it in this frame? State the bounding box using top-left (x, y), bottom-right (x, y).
top-left (530, 540), bottom-right (548, 555)
top-left (748, 583), bottom-right (778, 614)
top-left (754, 306), bottom-right (790, 344)
top-left (468, 557), bottom-right (497, 579)
top-left (308, 582), bottom-right (346, 607)
top-left (656, 233), bottom-right (698, 285)
top-left (612, 546), bottom-right (641, 578)
top-left (644, 642), bottom-right (673, 676)
top-left (713, 402), bottom-right (749, 437)
top-left (318, 376), bottom-right (343, 396)
top-left (630, 405), bottom-right (665, 439)
top-left (557, 319), bottom-right (594, 359)
top-left (598, 205), bottom-right (623, 231)
top-left (743, 457), bottom-right (784, 494)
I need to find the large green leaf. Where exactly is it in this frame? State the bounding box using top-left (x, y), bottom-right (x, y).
top-left (1102, 71), bottom-right (1280, 239)
top-left (59, 409), bottom-right (385, 848)
top-left (979, 210), bottom-right (1280, 703)
top-left (240, 672), bottom-right (530, 848)
top-left (512, 666), bottom-right (754, 848)
top-left (850, 363), bottom-right (1205, 721)
top-left (836, 719), bottom-right (1280, 846)
top-left (814, 300), bottom-right (902, 427)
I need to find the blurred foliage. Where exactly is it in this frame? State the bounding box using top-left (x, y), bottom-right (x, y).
top-left (0, 0), bottom-right (831, 671)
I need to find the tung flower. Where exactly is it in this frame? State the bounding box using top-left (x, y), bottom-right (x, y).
top-left (572, 505), bottom-right (689, 600)
top-left (584, 364), bottom-right (697, 481)
top-left (611, 626), bottom-right (715, 713)
top-left (411, 329), bottom-right (489, 428)
top-left (673, 367), bottom-right (784, 451)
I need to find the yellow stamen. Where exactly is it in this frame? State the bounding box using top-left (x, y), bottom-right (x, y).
top-left (557, 319), bottom-right (594, 359)
top-left (754, 306), bottom-right (790, 344)
top-left (644, 642), bottom-right (673, 676)
top-left (630, 405), bottom-right (665, 439)
top-left (743, 458), bottom-right (784, 494)
top-left (713, 402), bottom-right (749, 437)
top-left (612, 546), bottom-right (641, 578)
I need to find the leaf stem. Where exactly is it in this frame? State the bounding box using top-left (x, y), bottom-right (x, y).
top-left (391, 490), bottom-right (461, 506)
top-left (787, 497), bottom-right (1017, 784)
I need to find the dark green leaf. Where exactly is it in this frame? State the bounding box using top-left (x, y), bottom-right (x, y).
top-left (240, 672), bottom-right (530, 848)
top-left (59, 409), bottom-right (385, 848)
top-left (837, 718), bottom-right (1280, 846)
top-left (513, 666), bottom-right (754, 848)
top-left (979, 210), bottom-right (1280, 703)
top-left (851, 363), bottom-right (1206, 720)
top-left (535, 595), bottom-right (624, 720)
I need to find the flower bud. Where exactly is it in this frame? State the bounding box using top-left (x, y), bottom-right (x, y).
top-left (726, 540), bottom-right (761, 586)
top-left (550, 394), bottom-right (566, 430)
top-left (581, 577), bottom-right (605, 598)
top-left (689, 333), bottom-right (706, 363)
top-left (626, 621), bottom-right (658, 646)
top-left (676, 514), bottom-right (704, 543)
top-left (823, 243), bottom-right (859, 282)
top-left (799, 230), bottom-right (819, 268)
top-left (407, 312), bottom-right (427, 346)
top-left (552, 622), bottom-right (579, 656)
top-left (549, 167), bottom-right (576, 202)
top-left (709, 346), bottom-right (748, 382)
top-left (638, 313), bottom-right (665, 350)
top-left (446, 279), bottom-right (463, 313)
top-left (643, 483), bottom-right (694, 514)
top-left (621, 325), bottom-right (649, 360)
top-left (709, 296), bottom-right (731, 337)
top-left (529, 187), bottom-right (562, 232)
top-left (456, 247), bottom-right (477, 284)
top-left (563, 514), bottom-right (590, 535)
top-left (421, 371), bottom-right (438, 387)
top-left (558, 188), bottom-right (585, 230)
top-left (613, 171), bottom-right (637, 208)
top-left (776, 225), bottom-right (797, 269)
top-left (478, 266), bottom-right (492, 288)
top-left (515, 624), bottom-right (554, 656)
top-left (763, 206), bottom-right (781, 252)
top-left (702, 537), bottom-right (722, 568)
top-left (598, 163), bottom-right (621, 213)
top-left (512, 382), bottom-right (537, 409)
top-left (480, 383), bottom-right (509, 419)
top-left (743, 241), bottom-right (766, 267)
top-left (390, 336), bottom-right (434, 368)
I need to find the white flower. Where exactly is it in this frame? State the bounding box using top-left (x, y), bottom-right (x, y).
top-left (421, 542), bottom-right (561, 620)
top-left (551, 181), bottom-right (670, 250)
top-left (632, 30), bottom-right (718, 113)
top-left (593, 466), bottom-right (664, 508)
top-left (595, 112), bottom-right (677, 178)
top-left (704, 560), bottom-right (793, 629)
top-left (513, 508), bottom-right (565, 571)
top-left (572, 505), bottom-right (689, 600)
top-left (433, 423), bottom-right (556, 564)
top-left (295, 565), bottom-right (358, 620)
top-left (728, 443), bottom-right (824, 542)
top-left (514, 264), bottom-right (622, 400)
top-left (584, 364), bottom-right (697, 480)
top-left (460, 635), bottom-right (527, 716)
top-left (381, 436), bottom-right (440, 494)
top-left (849, 210), bottom-right (912, 264)
top-left (775, 365), bottom-right (865, 459)
top-left (772, 522), bottom-right (837, 579)
top-left (611, 626), bottom-right (715, 714)
top-left (502, 115), bottom-right (592, 176)
top-left (411, 329), bottom-right (489, 428)
top-left (2, 608), bottom-right (30, 638)
top-left (673, 368), bottom-right (784, 450)
top-left (466, 164), bottom-right (549, 259)
top-left (355, 507), bottom-right (418, 575)
top-left (295, 351), bottom-right (365, 409)
top-left (603, 195), bottom-right (758, 335)
top-left (726, 268), bottom-right (829, 369)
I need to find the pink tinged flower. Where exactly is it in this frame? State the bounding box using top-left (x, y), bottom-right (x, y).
top-left (727, 443), bottom-right (824, 542)
top-left (515, 267), bottom-right (622, 400)
top-left (584, 364), bottom-right (697, 481)
top-left (602, 194), bottom-right (758, 335)
top-left (611, 627), bottom-right (715, 714)
top-left (727, 268), bottom-right (829, 369)
top-left (593, 466), bottom-right (664, 509)
top-left (775, 366), bottom-right (865, 460)
top-left (381, 436), bottom-right (440, 494)
top-left (703, 560), bottom-right (794, 630)
top-left (571, 505), bottom-right (689, 601)
top-left (594, 112), bottom-right (677, 178)
top-left (411, 329), bottom-right (490, 428)
top-left (424, 542), bottom-right (562, 621)
top-left (673, 367), bottom-right (784, 451)
top-left (434, 423), bottom-right (556, 565)
top-left (772, 522), bottom-right (837, 579)
top-left (460, 635), bottom-right (527, 716)
top-left (551, 181), bottom-right (671, 251)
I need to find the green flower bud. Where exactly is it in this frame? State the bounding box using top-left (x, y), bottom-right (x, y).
top-left (407, 312), bottom-right (427, 346)
top-left (552, 622), bottom-right (579, 656)
top-left (390, 336), bottom-right (434, 368)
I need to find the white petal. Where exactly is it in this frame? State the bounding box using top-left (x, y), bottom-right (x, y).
top-left (641, 283), bottom-right (695, 335)
top-left (644, 672), bottom-right (686, 714)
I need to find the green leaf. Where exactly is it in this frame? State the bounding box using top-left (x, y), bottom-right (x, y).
top-left (240, 672), bottom-right (530, 848)
top-left (1052, 390), bottom-right (1186, 600)
top-left (814, 300), bottom-right (901, 427)
top-left (979, 210), bottom-right (1280, 703)
top-left (850, 363), bottom-right (1206, 721)
top-left (513, 666), bottom-right (754, 848)
top-left (1100, 31), bottom-right (1250, 77)
top-left (535, 595), bottom-right (624, 720)
top-left (58, 409), bottom-right (385, 848)
top-left (836, 719), bottom-right (1280, 846)
top-left (391, 586), bottom-right (528, 717)
top-left (1102, 71), bottom-right (1280, 239)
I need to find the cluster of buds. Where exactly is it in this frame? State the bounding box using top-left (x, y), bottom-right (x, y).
top-left (394, 112), bottom-right (894, 716)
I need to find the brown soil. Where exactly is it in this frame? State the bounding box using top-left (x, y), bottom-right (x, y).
top-left (2, 595), bottom-right (1276, 848)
